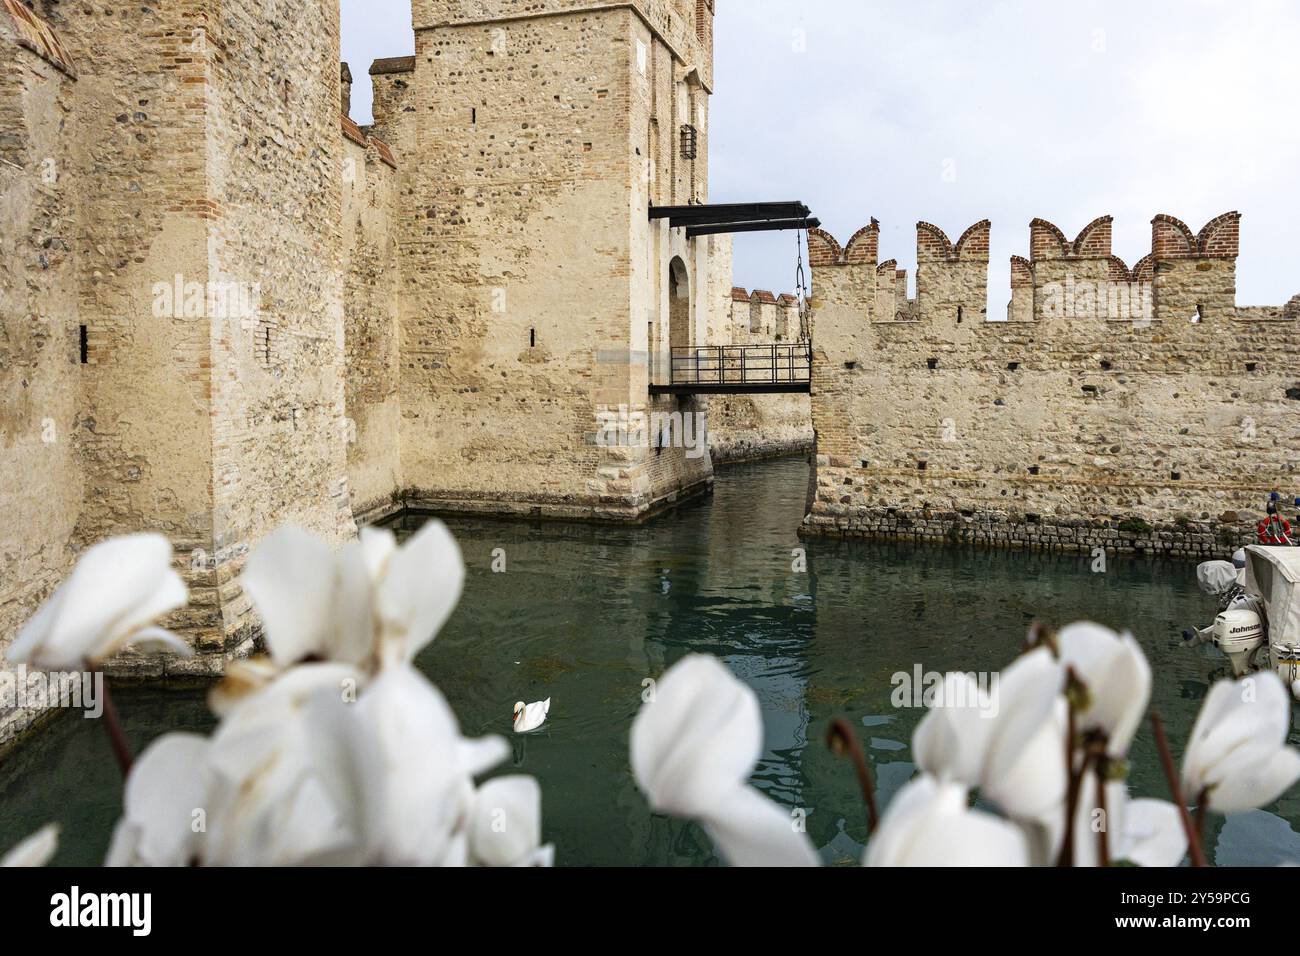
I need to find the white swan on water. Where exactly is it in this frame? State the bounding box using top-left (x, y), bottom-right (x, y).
top-left (513, 698), bottom-right (550, 733)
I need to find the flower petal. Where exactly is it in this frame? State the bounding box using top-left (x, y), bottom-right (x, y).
top-left (1, 824), bottom-right (59, 867)
top-left (13, 535), bottom-right (185, 669)
top-left (866, 776), bottom-right (1027, 867)
top-left (376, 521), bottom-right (464, 665)
top-left (123, 625), bottom-right (194, 659)
top-left (1120, 798), bottom-right (1189, 868)
top-left (1203, 740), bottom-right (1300, 813)
top-left (121, 733), bottom-right (211, 866)
top-left (6, 590), bottom-right (63, 665)
top-left (469, 776), bottom-right (543, 868)
top-left (240, 527), bottom-right (338, 667)
top-left (701, 785), bottom-right (820, 867)
top-left (983, 697), bottom-right (1068, 820)
top-left (630, 655), bottom-right (763, 818)
top-left (912, 672), bottom-right (993, 785)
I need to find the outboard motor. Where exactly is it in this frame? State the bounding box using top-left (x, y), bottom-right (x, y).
top-left (1212, 608), bottom-right (1266, 677)
top-left (1184, 561), bottom-right (1249, 649)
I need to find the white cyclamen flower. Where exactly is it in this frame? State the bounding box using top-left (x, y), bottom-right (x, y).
top-left (346, 664), bottom-right (509, 866)
top-left (1182, 671), bottom-right (1300, 813)
top-left (865, 775), bottom-right (1028, 867)
top-left (109, 662), bottom-right (515, 867)
top-left (240, 522), bottom-right (463, 673)
top-left (8, 534), bottom-right (189, 670)
top-left (631, 654), bottom-right (819, 867)
top-left (1, 824), bottom-right (59, 867)
top-left (469, 776), bottom-right (555, 867)
top-left (1057, 622), bottom-right (1151, 757)
top-left (106, 732), bottom-right (212, 867)
top-left (109, 664), bottom-right (370, 867)
top-left (1030, 777), bottom-right (1187, 868)
top-left (912, 649), bottom-right (1067, 820)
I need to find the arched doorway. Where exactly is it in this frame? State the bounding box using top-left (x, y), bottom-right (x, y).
top-left (668, 256), bottom-right (691, 358)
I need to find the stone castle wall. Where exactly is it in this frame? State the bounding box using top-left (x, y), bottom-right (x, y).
top-left (341, 115), bottom-right (402, 525)
top-left (804, 214), bottom-right (1300, 558)
top-left (0, 1), bottom-right (81, 741)
top-left (707, 279), bottom-right (813, 463)
top-left (0, 0), bottom-right (733, 746)
top-left (0, 0), bottom-right (399, 741)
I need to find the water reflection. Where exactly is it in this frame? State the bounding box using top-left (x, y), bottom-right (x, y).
top-left (1, 458), bottom-right (1298, 866)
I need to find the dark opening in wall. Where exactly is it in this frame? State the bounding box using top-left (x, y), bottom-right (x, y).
top-left (860, 460), bottom-right (870, 469)
top-left (1006, 362), bottom-right (1020, 371)
top-left (1287, 387), bottom-right (1300, 401)
top-left (471, 108), bottom-right (477, 124)
top-left (680, 124), bottom-right (698, 160)
top-left (917, 461), bottom-right (927, 471)
top-left (1028, 465), bottom-right (1040, 476)
top-left (1246, 362), bottom-right (1257, 372)
top-left (529, 328), bottom-right (535, 348)
top-left (926, 358), bottom-right (938, 370)
top-left (1100, 360), bottom-right (1112, 371)
top-left (956, 306), bottom-right (963, 324)
top-left (844, 360), bottom-right (858, 370)
top-left (79, 325), bottom-right (88, 364)
top-left (1172, 472), bottom-right (1182, 481)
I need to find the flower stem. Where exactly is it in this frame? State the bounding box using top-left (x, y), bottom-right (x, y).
top-left (99, 678), bottom-right (134, 778)
top-left (1149, 711), bottom-right (1206, 867)
top-left (826, 718), bottom-right (879, 835)
top-left (1057, 669), bottom-right (1082, 867)
top-left (1195, 787), bottom-right (1209, 852)
top-left (1095, 760), bottom-right (1111, 867)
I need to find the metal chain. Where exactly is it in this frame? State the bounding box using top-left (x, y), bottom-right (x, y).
top-left (795, 218), bottom-right (811, 341)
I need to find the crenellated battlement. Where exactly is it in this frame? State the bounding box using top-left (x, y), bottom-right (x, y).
top-left (917, 220), bottom-right (991, 263)
top-left (805, 208), bottom-right (1300, 557)
top-left (727, 287), bottom-right (802, 342)
top-left (810, 212), bottom-right (1281, 330)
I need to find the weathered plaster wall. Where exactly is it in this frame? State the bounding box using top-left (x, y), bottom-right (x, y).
top-left (341, 114), bottom-right (402, 523)
top-left (805, 213), bottom-right (1300, 559)
top-left (202, 0), bottom-right (357, 655)
top-left (0, 6), bottom-right (81, 742)
top-left (34, 0), bottom-right (220, 670)
top-left (9, 0), bottom-right (358, 676)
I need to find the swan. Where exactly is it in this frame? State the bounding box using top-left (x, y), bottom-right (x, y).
top-left (513, 698), bottom-right (550, 733)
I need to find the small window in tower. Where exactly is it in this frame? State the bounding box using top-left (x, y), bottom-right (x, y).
top-left (529, 328), bottom-right (536, 348)
top-left (680, 124), bottom-right (697, 160)
top-left (79, 325), bottom-right (88, 364)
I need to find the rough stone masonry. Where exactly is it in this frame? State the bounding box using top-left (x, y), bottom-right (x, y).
top-left (0, 0), bottom-right (756, 742)
top-left (803, 215), bottom-right (1300, 558)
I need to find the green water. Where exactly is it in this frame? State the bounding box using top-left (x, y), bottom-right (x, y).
top-left (3, 457), bottom-right (1298, 866)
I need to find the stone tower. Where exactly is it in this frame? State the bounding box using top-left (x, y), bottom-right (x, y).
top-left (2, 0), bottom-right (356, 683)
top-left (369, 0), bottom-right (722, 520)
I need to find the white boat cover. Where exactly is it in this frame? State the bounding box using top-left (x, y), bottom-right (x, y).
top-left (1244, 546), bottom-right (1300, 646)
top-left (1197, 561), bottom-right (1239, 597)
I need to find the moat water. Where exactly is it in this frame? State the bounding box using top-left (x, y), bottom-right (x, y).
top-left (3, 457), bottom-right (1299, 866)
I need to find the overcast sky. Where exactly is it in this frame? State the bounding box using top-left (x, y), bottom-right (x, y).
top-left (342, 0), bottom-right (1299, 312)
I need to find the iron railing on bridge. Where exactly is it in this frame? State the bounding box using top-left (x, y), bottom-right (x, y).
top-left (666, 343), bottom-right (812, 388)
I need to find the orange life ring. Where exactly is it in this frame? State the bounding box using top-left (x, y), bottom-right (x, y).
top-left (1258, 517), bottom-right (1292, 545)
